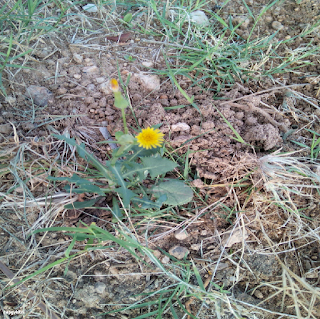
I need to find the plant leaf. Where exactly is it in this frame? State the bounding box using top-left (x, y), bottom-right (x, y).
top-left (64, 197), bottom-right (101, 209)
top-left (141, 156), bottom-right (177, 179)
top-left (49, 174), bottom-right (105, 195)
top-left (152, 179), bottom-right (193, 206)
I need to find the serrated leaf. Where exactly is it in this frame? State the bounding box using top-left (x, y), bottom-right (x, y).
top-left (141, 156), bottom-right (177, 179)
top-left (152, 179), bottom-right (193, 206)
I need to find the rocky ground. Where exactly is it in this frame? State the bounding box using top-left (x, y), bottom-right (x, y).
top-left (0, 0), bottom-right (320, 318)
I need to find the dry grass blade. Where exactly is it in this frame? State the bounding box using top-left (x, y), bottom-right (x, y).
top-left (0, 261), bottom-right (60, 319)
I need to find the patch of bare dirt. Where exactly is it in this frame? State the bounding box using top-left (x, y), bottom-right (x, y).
top-left (1, 0), bottom-right (320, 318)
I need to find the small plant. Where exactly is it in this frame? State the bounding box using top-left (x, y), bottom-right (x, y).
top-left (51, 79), bottom-right (193, 216)
top-left (291, 128), bottom-right (320, 160)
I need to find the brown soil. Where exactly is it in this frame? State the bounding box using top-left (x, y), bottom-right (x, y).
top-left (0, 0), bottom-right (320, 318)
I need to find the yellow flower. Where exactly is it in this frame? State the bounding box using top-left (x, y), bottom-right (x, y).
top-left (110, 78), bottom-right (119, 92)
top-left (136, 127), bottom-right (164, 149)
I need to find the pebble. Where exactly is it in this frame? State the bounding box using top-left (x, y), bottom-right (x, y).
top-left (161, 256), bottom-right (170, 264)
top-left (265, 16), bottom-right (273, 23)
top-left (200, 230), bottom-right (207, 236)
top-left (142, 61), bottom-right (154, 68)
top-left (153, 250), bottom-right (161, 258)
top-left (73, 74), bottom-right (81, 79)
top-left (73, 53), bottom-right (83, 63)
top-left (96, 77), bottom-right (105, 83)
top-left (305, 270), bottom-right (318, 279)
top-left (190, 243), bottom-right (201, 251)
top-left (191, 179), bottom-right (204, 188)
top-left (174, 230), bottom-right (188, 240)
top-left (168, 246), bottom-right (189, 260)
top-left (135, 73), bottom-right (160, 92)
top-left (99, 81), bottom-right (112, 95)
top-left (271, 21), bottom-right (284, 30)
top-left (171, 122), bottom-right (191, 132)
top-left (254, 289), bottom-right (264, 299)
top-left (82, 65), bottom-right (99, 74)
top-left (26, 85), bottom-right (53, 107)
top-left (87, 84), bottom-right (96, 91)
top-left (94, 282), bottom-right (106, 294)
top-left (0, 124), bottom-right (11, 134)
top-left (132, 94), bottom-right (142, 101)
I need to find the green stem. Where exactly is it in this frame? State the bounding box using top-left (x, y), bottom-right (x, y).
top-left (121, 108), bottom-right (128, 134)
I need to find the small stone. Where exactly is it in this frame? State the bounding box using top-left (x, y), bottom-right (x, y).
top-left (99, 97), bottom-right (107, 107)
top-left (0, 124), bottom-right (11, 134)
top-left (171, 122), bottom-right (191, 132)
top-left (159, 99), bottom-right (169, 106)
top-left (132, 94), bottom-right (142, 101)
top-left (57, 87), bottom-right (67, 95)
top-left (135, 73), bottom-right (160, 92)
top-left (26, 85), bottom-right (53, 107)
top-left (162, 256), bottom-right (170, 264)
top-left (202, 171), bottom-right (217, 180)
top-left (159, 95), bottom-right (168, 99)
top-left (305, 270), bottom-right (318, 279)
top-left (174, 230), bottom-right (188, 240)
top-left (170, 99), bottom-right (178, 106)
top-left (190, 10), bottom-right (209, 27)
top-left (200, 230), bottom-right (207, 236)
top-left (121, 70), bottom-right (129, 75)
top-left (191, 179), bottom-right (204, 188)
top-left (84, 97), bottom-right (94, 104)
top-left (73, 53), bottom-right (83, 64)
top-left (82, 65), bottom-right (99, 74)
top-left (96, 77), bottom-right (105, 83)
top-left (265, 16), bottom-right (273, 23)
top-left (142, 61), bottom-right (154, 68)
top-left (311, 255), bottom-right (318, 261)
top-left (99, 81), bottom-right (112, 95)
top-left (169, 246), bottom-right (189, 260)
top-left (90, 109), bottom-right (95, 113)
top-left (85, 58), bottom-right (91, 63)
top-left (73, 74), bottom-right (81, 79)
top-left (271, 21), bottom-right (284, 30)
top-left (190, 244), bottom-right (201, 251)
top-left (94, 282), bottom-right (106, 294)
top-left (153, 250), bottom-right (161, 258)
top-left (254, 290), bottom-right (264, 299)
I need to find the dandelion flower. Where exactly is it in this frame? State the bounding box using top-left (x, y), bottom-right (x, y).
top-left (136, 127), bottom-right (164, 149)
top-left (109, 78), bottom-right (128, 109)
top-left (110, 78), bottom-right (119, 92)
